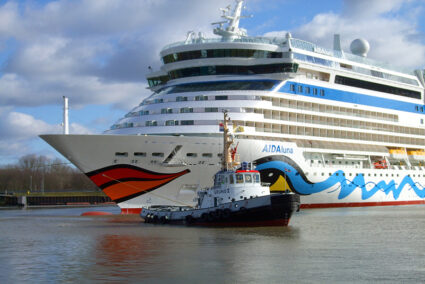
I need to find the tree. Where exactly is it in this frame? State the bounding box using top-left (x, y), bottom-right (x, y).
top-left (0, 154), bottom-right (99, 193)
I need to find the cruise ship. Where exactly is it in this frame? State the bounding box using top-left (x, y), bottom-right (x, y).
top-left (41, 0), bottom-right (425, 214)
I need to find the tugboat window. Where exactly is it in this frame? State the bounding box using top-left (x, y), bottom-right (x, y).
top-left (254, 174), bottom-right (260, 183)
top-left (245, 174), bottom-right (252, 183)
top-left (229, 175), bottom-right (234, 184)
top-left (236, 174), bottom-right (244, 184)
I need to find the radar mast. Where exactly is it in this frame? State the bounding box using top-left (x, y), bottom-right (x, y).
top-left (212, 0), bottom-right (249, 39)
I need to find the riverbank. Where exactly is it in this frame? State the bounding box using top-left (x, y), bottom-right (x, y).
top-left (0, 191), bottom-right (112, 207)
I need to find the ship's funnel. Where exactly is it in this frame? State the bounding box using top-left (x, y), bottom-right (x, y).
top-left (333, 34), bottom-right (342, 51)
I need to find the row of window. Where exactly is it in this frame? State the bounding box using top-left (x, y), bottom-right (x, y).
top-left (168, 63), bottom-right (299, 80)
top-left (115, 152), bottom-right (217, 158)
top-left (254, 108), bottom-right (423, 135)
top-left (141, 93), bottom-right (254, 106)
top-left (289, 84), bottom-right (325, 96)
top-left (162, 49), bottom-right (284, 64)
top-left (290, 38), bottom-right (417, 85)
top-left (214, 173), bottom-right (261, 187)
top-left (250, 123), bottom-right (425, 146)
top-left (293, 52), bottom-right (419, 86)
top-left (309, 160), bottom-right (425, 171)
top-left (262, 96), bottom-right (398, 122)
top-left (335, 75), bottom-right (421, 100)
top-left (156, 81), bottom-right (277, 95)
top-left (146, 120), bottom-right (194, 126)
top-left (116, 106), bottom-right (240, 128)
top-left (415, 105), bottom-right (424, 113)
top-left (311, 172), bottom-right (425, 177)
top-left (147, 75), bottom-right (169, 87)
top-left (111, 119), bottom-right (196, 129)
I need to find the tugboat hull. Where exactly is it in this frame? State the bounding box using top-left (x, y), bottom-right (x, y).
top-left (142, 193), bottom-right (300, 227)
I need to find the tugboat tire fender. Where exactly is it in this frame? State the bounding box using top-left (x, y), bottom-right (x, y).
top-left (152, 215), bottom-right (159, 223)
top-left (185, 215), bottom-right (194, 224)
top-left (201, 213), bottom-right (208, 222)
top-left (215, 209), bottom-right (223, 220)
top-left (208, 211), bottom-right (216, 221)
top-left (222, 209), bottom-right (231, 219)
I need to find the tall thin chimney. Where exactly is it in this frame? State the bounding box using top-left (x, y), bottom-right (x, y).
top-left (63, 96), bottom-right (69, 135)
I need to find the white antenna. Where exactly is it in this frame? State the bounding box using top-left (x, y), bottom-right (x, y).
top-left (63, 96), bottom-right (69, 135)
top-left (212, 0), bottom-right (250, 39)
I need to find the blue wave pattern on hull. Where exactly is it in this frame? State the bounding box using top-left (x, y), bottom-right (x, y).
top-left (256, 161), bottom-right (425, 200)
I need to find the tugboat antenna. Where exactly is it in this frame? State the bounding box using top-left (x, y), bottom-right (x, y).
top-left (222, 110), bottom-right (233, 171)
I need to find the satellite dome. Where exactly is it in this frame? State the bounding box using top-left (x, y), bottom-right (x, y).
top-left (350, 38), bottom-right (370, 57)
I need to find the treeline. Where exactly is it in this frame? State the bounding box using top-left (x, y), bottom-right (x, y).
top-left (0, 154), bottom-right (98, 194)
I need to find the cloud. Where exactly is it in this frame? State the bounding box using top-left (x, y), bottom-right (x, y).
top-left (0, 111), bottom-right (92, 138)
top-left (265, 0), bottom-right (425, 70)
top-left (342, 0), bottom-right (407, 18)
top-left (0, 0), bottom-right (232, 164)
top-left (0, 0), bottom-right (231, 110)
top-left (0, 110), bottom-right (92, 161)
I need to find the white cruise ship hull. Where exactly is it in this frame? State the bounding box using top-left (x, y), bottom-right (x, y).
top-left (41, 134), bottom-right (425, 213)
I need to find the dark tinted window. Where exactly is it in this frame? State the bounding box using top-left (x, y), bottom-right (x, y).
top-left (335, 75), bottom-right (421, 99)
top-left (161, 80), bottom-right (278, 94)
top-left (168, 63), bottom-right (298, 80)
top-left (163, 49), bottom-right (283, 64)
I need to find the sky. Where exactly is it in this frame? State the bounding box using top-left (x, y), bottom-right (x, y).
top-left (0, 0), bottom-right (424, 165)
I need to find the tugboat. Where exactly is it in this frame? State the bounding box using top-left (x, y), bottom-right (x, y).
top-left (141, 112), bottom-right (300, 226)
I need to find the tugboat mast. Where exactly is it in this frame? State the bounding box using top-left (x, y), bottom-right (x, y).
top-left (221, 111), bottom-right (238, 171)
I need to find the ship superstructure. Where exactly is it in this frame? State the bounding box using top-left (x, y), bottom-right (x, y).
top-left (41, 0), bottom-right (425, 213)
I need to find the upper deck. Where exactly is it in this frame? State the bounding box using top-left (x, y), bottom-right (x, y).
top-left (147, 0), bottom-right (423, 91)
top-left (162, 36), bottom-right (413, 76)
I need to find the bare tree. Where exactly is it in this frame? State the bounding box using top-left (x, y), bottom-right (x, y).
top-left (0, 155), bottom-right (99, 193)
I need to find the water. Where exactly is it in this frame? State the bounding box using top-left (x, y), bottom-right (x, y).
top-left (1, 205), bottom-right (424, 283)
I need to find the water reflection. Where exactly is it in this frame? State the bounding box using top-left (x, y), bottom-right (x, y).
top-left (2, 206), bottom-right (425, 283)
top-left (91, 234), bottom-right (162, 281)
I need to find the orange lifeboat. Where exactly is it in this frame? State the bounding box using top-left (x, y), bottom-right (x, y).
top-left (373, 160), bottom-right (388, 169)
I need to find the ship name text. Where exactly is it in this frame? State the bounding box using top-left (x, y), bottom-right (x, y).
top-left (262, 144), bottom-right (294, 154)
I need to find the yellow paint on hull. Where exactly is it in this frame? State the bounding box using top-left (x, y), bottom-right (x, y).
top-left (270, 175), bottom-right (292, 192)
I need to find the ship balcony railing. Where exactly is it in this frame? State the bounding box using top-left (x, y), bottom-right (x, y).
top-left (162, 36), bottom-right (286, 51)
top-left (263, 115), bottom-right (417, 136)
top-left (271, 102), bottom-right (398, 123)
top-left (290, 38), bottom-right (413, 75)
top-left (144, 96), bottom-right (262, 106)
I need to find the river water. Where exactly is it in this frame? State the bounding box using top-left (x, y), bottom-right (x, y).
top-left (1, 205), bottom-right (424, 283)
